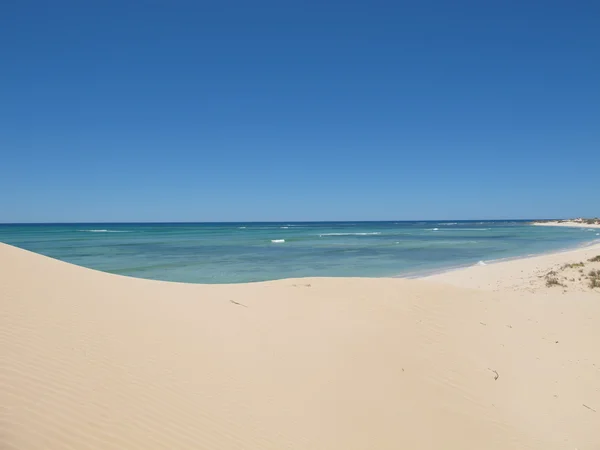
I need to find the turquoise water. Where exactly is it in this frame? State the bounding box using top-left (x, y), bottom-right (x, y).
top-left (1, 221), bottom-right (598, 283)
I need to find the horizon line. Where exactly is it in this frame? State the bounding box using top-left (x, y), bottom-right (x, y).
top-left (0, 218), bottom-right (562, 225)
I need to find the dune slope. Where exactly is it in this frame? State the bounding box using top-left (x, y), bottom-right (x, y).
top-left (1, 243), bottom-right (599, 449)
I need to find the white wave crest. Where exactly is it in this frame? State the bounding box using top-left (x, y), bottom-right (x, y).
top-left (280, 226), bottom-right (289, 229)
top-left (439, 222), bottom-right (457, 225)
top-left (442, 228), bottom-right (491, 231)
top-left (238, 226), bottom-right (246, 229)
top-left (319, 232), bottom-right (381, 237)
top-left (271, 239), bottom-right (285, 243)
top-left (77, 229), bottom-right (129, 233)
top-left (476, 261), bottom-right (487, 266)
top-left (430, 228), bottom-right (439, 231)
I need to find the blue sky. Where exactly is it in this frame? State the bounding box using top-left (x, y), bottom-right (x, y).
top-left (1, 1), bottom-right (599, 222)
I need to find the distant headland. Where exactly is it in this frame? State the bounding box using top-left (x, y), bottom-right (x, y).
top-left (532, 218), bottom-right (600, 228)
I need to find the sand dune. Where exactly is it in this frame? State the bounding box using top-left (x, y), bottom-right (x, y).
top-left (1, 242), bottom-right (599, 449)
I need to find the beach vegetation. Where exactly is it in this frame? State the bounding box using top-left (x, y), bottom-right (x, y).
top-left (562, 262), bottom-right (585, 269)
top-left (587, 270), bottom-right (600, 289)
top-left (588, 255), bottom-right (600, 262)
top-left (545, 277), bottom-right (564, 288)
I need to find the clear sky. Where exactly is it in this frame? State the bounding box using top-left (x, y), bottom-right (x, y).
top-left (1, 1), bottom-right (599, 223)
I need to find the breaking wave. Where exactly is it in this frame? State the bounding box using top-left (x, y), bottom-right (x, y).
top-left (77, 229), bottom-right (129, 233)
top-left (319, 232), bottom-right (382, 237)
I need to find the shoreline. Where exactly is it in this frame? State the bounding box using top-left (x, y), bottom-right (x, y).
top-left (2, 233), bottom-right (599, 286)
top-left (3, 221), bottom-right (598, 285)
top-left (411, 236), bottom-right (600, 281)
top-left (532, 220), bottom-right (600, 229)
top-left (423, 240), bottom-right (600, 292)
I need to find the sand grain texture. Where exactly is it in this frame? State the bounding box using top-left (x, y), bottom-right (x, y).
top-left (1, 243), bottom-right (599, 449)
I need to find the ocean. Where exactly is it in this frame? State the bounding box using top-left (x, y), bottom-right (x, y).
top-left (1, 221), bottom-right (598, 283)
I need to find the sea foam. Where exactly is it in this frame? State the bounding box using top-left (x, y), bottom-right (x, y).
top-left (441, 228), bottom-right (491, 231)
top-left (271, 239), bottom-right (285, 243)
top-left (319, 232), bottom-right (381, 237)
top-left (77, 229), bottom-right (129, 233)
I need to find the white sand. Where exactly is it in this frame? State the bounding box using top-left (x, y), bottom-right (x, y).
top-left (533, 220), bottom-right (600, 229)
top-left (424, 242), bottom-right (600, 292)
top-left (1, 242), bottom-right (599, 449)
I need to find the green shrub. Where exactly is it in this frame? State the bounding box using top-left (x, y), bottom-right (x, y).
top-left (588, 269), bottom-right (600, 289)
top-left (546, 277), bottom-right (563, 287)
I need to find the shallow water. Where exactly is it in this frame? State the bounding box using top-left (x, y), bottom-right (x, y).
top-left (1, 221), bottom-right (597, 283)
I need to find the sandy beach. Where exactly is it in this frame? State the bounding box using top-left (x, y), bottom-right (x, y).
top-left (424, 241), bottom-right (600, 292)
top-left (533, 220), bottom-right (600, 229)
top-left (1, 242), bottom-right (599, 449)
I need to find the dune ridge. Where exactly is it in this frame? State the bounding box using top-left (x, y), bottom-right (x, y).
top-left (1, 242), bottom-right (599, 449)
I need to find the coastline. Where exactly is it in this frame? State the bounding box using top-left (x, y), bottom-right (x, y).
top-left (402, 234), bottom-right (600, 280)
top-left (3, 220), bottom-right (596, 284)
top-left (1, 242), bottom-right (599, 449)
top-left (532, 220), bottom-right (600, 229)
top-left (423, 240), bottom-right (600, 292)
